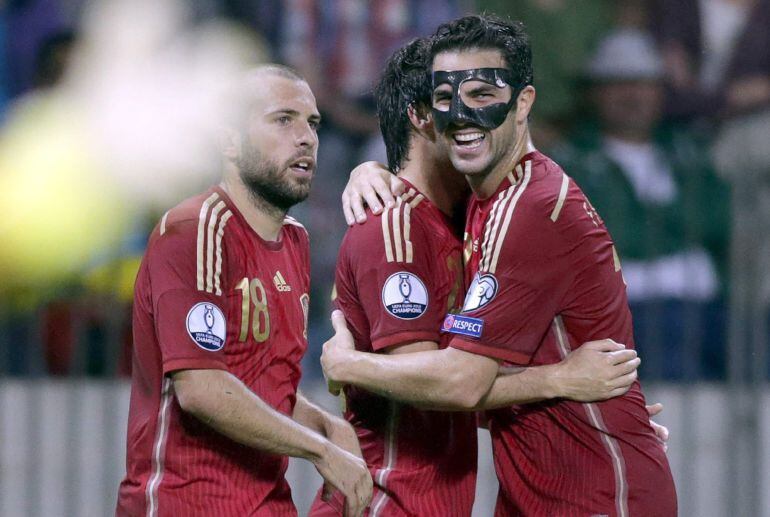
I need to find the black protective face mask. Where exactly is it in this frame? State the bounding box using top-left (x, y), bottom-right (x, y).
top-left (431, 68), bottom-right (520, 133)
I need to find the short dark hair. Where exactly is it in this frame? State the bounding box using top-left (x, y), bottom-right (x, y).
top-left (430, 14), bottom-right (533, 90)
top-left (374, 38), bottom-right (432, 172)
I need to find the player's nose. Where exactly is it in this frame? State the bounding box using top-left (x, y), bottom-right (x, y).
top-left (295, 122), bottom-right (317, 150)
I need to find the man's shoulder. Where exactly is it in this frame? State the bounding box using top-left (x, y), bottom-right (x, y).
top-left (483, 154), bottom-right (590, 269)
top-left (342, 193), bottom-right (438, 261)
top-left (148, 189), bottom-right (236, 263)
top-left (507, 153), bottom-right (574, 225)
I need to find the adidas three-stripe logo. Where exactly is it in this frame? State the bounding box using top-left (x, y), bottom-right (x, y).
top-left (273, 271), bottom-right (292, 292)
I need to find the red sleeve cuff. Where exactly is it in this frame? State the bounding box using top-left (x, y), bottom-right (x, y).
top-left (449, 337), bottom-right (532, 365)
top-left (371, 330), bottom-right (440, 352)
top-left (162, 357), bottom-right (229, 375)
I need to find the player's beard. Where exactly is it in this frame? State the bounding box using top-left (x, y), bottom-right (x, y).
top-left (236, 141), bottom-right (312, 212)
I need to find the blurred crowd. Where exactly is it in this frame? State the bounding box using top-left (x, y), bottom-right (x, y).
top-left (1, 0), bottom-right (768, 381)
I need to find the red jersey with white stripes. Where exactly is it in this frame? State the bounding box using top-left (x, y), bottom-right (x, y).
top-left (117, 186), bottom-right (310, 517)
top-left (309, 181), bottom-right (477, 516)
top-left (448, 151), bottom-right (676, 516)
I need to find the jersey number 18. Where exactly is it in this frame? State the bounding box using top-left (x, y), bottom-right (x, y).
top-left (236, 277), bottom-right (270, 342)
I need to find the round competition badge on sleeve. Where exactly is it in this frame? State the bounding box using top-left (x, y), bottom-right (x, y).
top-left (462, 273), bottom-right (498, 312)
top-left (186, 302), bottom-right (227, 351)
top-left (381, 272), bottom-right (428, 320)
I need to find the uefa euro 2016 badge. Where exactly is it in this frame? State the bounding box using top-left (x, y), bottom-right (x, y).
top-left (462, 273), bottom-right (499, 312)
top-left (381, 272), bottom-right (428, 320)
top-left (186, 302), bottom-right (227, 351)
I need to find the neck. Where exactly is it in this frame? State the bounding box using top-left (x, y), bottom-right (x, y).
top-left (469, 128), bottom-right (535, 199)
top-left (220, 164), bottom-right (286, 241)
top-left (398, 138), bottom-right (468, 218)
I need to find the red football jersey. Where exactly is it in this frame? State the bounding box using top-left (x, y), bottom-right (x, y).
top-left (447, 152), bottom-right (677, 516)
top-left (309, 182), bottom-right (477, 517)
top-left (117, 186), bottom-right (310, 517)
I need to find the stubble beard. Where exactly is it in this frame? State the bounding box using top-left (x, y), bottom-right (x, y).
top-left (237, 142), bottom-right (311, 214)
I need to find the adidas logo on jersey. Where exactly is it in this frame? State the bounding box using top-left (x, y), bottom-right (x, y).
top-left (273, 271), bottom-right (292, 292)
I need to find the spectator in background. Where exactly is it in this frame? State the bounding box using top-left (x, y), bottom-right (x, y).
top-left (707, 0), bottom-right (770, 379)
top-left (553, 29), bottom-right (730, 380)
top-left (477, 0), bottom-right (657, 149)
top-left (654, 0), bottom-right (770, 125)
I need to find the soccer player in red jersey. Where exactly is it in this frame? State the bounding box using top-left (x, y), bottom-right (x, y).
top-left (116, 65), bottom-right (372, 517)
top-left (322, 16), bottom-right (677, 516)
top-left (314, 37), bottom-right (658, 517)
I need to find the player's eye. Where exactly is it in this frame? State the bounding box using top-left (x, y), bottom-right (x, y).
top-left (309, 119), bottom-right (320, 131)
top-left (276, 115), bottom-right (292, 125)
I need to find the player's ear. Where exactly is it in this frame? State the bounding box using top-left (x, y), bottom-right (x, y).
top-left (515, 85), bottom-right (536, 124)
top-left (219, 126), bottom-right (242, 161)
top-left (407, 104), bottom-right (433, 137)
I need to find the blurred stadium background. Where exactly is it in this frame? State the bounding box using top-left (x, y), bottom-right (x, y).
top-left (1, 0), bottom-right (769, 515)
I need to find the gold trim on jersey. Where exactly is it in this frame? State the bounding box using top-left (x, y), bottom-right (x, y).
top-left (479, 161), bottom-right (532, 273)
top-left (197, 193), bottom-right (220, 291)
top-left (213, 211), bottom-right (232, 295)
top-left (392, 197), bottom-right (404, 262)
top-left (381, 204), bottom-right (395, 262)
top-left (480, 186), bottom-right (515, 273)
top-left (550, 173), bottom-right (570, 222)
top-left (206, 201), bottom-right (227, 293)
top-left (381, 190), bottom-right (420, 264)
top-left (408, 194), bottom-right (424, 208)
top-left (488, 160), bottom-right (532, 274)
top-left (403, 202), bottom-right (414, 263)
top-left (195, 192), bottom-right (234, 294)
top-left (552, 315), bottom-right (630, 517)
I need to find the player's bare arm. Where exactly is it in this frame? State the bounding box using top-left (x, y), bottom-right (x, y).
top-left (475, 339), bottom-right (640, 409)
top-left (321, 310), bottom-right (637, 410)
top-left (293, 391), bottom-right (363, 459)
top-left (172, 369), bottom-right (372, 516)
top-left (341, 161), bottom-right (404, 225)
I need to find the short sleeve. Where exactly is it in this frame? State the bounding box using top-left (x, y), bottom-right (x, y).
top-left (450, 200), bottom-right (574, 365)
top-left (342, 204), bottom-right (444, 351)
top-left (148, 219), bottom-right (229, 374)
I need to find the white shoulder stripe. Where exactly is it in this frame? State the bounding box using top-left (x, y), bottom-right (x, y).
top-left (159, 210), bottom-right (170, 236)
top-left (196, 193), bottom-right (220, 292)
top-left (370, 402), bottom-right (400, 516)
top-left (145, 377), bottom-right (173, 517)
top-left (283, 216), bottom-right (306, 230)
top-left (550, 173), bottom-right (570, 222)
top-left (489, 160), bottom-right (532, 274)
